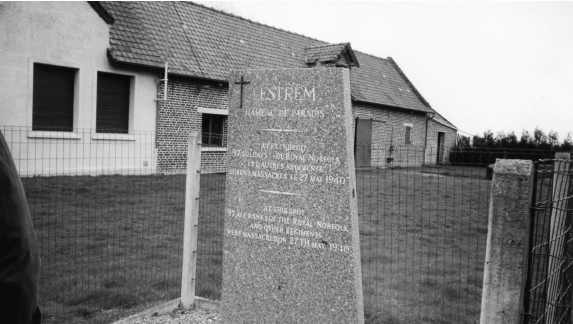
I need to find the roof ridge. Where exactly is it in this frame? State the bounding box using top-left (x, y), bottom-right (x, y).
top-left (104, 1), bottom-right (438, 115)
top-left (304, 43), bottom-right (348, 49)
top-left (183, 1), bottom-right (327, 45)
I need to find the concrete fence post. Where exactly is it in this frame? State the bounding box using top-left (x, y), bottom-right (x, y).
top-left (546, 152), bottom-right (571, 323)
top-left (480, 159), bottom-right (534, 324)
top-left (181, 132), bottom-right (201, 309)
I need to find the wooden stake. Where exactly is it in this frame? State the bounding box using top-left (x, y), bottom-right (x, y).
top-left (181, 132), bottom-right (201, 309)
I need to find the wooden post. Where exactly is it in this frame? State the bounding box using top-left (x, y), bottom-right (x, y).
top-left (181, 132), bottom-right (201, 309)
top-left (546, 152), bottom-right (571, 323)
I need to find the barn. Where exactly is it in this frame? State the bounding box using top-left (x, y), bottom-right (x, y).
top-left (0, 2), bottom-right (457, 176)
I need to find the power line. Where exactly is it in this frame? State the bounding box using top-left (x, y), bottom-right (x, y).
top-left (457, 129), bottom-right (480, 138)
top-left (174, 2), bottom-right (205, 78)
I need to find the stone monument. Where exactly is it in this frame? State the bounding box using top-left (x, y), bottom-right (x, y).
top-left (222, 68), bottom-right (364, 323)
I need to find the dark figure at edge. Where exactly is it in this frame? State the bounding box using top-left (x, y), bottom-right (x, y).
top-left (0, 130), bottom-right (42, 324)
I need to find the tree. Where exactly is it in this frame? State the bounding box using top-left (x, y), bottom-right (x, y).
top-left (548, 130), bottom-right (559, 149)
top-left (495, 131), bottom-right (506, 148)
top-left (533, 127), bottom-right (547, 148)
top-left (520, 130), bottom-right (533, 149)
top-left (467, 128), bottom-right (571, 151)
top-left (456, 135), bottom-right (471, 148)
top-left (483, 130), bottom-right (495, 148)
top-left (506, 131), bottom-right (518, 148)
top-left (472, 133), bottom-right (483, 147)
top-left (563, 133), bottom-right (573, 151)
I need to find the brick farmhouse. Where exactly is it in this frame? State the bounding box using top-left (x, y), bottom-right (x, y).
top-left (0, 2), bottom-right (457, 176)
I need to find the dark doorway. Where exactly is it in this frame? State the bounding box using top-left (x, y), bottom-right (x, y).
top-left (355, 118), bottom-right (372, 167)
top-left (436, 132), bottom-right (446, 164)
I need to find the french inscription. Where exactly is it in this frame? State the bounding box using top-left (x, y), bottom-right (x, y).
top-left (227, 81), bottom-right (354, 254)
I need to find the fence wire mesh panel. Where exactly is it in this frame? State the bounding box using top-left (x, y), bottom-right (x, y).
top-left (357, 145), bottom-right (492, 324)
top-left (448, 147), bottom-right (560, 166)
top-left (2, 126), bottom-right (186, 324)
top-left (196, 136), bottom-right (226, 301)
top-left (190, 142), bottom-right (565, 322)
top-left (524, 158), bottom-right (573, 324)
top-left (9, 121), bottom-right (567, 324)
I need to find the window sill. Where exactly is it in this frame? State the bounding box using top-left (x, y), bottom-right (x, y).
top-left (27, 131), bottom-right (82, 140)
top-left (91, 133), bottom-right (136, 141)
top-left (201, 147), bottom-right (227, 152)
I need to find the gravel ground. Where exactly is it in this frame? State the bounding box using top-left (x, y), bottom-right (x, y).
top-left (138, 309), bottom-right (221, 324)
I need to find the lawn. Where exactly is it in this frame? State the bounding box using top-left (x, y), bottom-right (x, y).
top-left (357, 165), bottom-right (490, 324)
top-left (24, 166), bottom-right (490, 324)
top-left (194, 165), bottom-right (491, 324)
top-left (23, 174), bottom-right (189, 324)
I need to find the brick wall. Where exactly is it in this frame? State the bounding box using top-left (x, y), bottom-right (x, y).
top-left (353, 102), bottom-right (428, 167)
top-left (157, 77), bottom-right (228, 174)
top-left (200, 150), bottom-right (227, 173)
top-left (156, 77), bottom-right (456, 173)
top-left (425, 118), bottom-right (457, 165)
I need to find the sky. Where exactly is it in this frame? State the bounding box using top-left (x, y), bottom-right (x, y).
top-left (196, 1), bottom-right (573, 141)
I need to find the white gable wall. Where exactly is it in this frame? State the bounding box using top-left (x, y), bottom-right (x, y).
top-left (0, 2), bottom-right (159, 176)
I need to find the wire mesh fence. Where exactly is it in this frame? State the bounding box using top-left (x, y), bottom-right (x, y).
top-left (5, 122), bottom-right (570, 324)
top-left (448, 147), bottom-right (561, 166)
top-left (356, 145), bottom-right (491, 324)
top-left (524, 157), bottom-right (573, 324)
top-left (195, 146), bottom-right (226, 302)
top-left (2, 126), bottom-right (186, 324)
top-left (355, 145), bottom-right (567, 324)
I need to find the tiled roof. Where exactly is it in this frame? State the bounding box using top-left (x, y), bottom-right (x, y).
top-left (304, 43), bottom-right (358, 66)
top-left (100, 1), bottom-right (444, 116)
top-left (432, 111), bottom-right (457, 130)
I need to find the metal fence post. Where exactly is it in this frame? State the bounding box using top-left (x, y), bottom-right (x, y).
top-left (546, 152), bottom-right (571, 323)
top-left (480, 159), bottom-right (534, 324)
top-left (181, 132), bottom-right (201, 309)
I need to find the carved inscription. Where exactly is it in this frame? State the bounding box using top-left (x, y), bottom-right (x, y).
top-left (253, 85), bottom-right (316, 101)
top-left (227, 207), bottom-right (351, 254)
top-left (227, 82), bottom-right (352, 254)
top-left (229, 146), bottom-right (347, 185)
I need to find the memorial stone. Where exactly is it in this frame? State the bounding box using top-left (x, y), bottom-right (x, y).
top-left (222, 68), bottom-right (364, 324)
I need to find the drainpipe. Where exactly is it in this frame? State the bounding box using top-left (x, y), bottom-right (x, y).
top-left (424, 112), bottom-right (435, 165)
top-left (155, 62), bottom-right (169, 148)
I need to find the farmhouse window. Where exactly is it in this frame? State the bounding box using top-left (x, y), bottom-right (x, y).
top-left (202, 114), bottom-right (225, 146)
top-left (96, 72), bottom-right (131, 134)
top-left (405, 126), bottom-right (412, 144)
top-left (32, 63), bottom-right (76, 132)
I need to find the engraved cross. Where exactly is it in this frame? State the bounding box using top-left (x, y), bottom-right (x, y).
top-left (234, 76), bottom-right (251, 109)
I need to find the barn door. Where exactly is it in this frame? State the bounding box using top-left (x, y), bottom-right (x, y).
top-left (436, 132), bottom-right (446, 164)
top-left (355, 118), bottom-right (372, 167)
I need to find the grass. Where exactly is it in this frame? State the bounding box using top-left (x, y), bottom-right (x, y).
top-left (357, 165), bottom-right (490, 324)
top-left (194, 165), bottom-right (490, 324)
top-left (24, 166), bottom-right (490, 324)
top-left (23, 174), bottom-right (191, 324)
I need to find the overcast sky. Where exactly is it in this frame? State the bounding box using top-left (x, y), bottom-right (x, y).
top-left (196, 1), bottom-right (573, 141)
